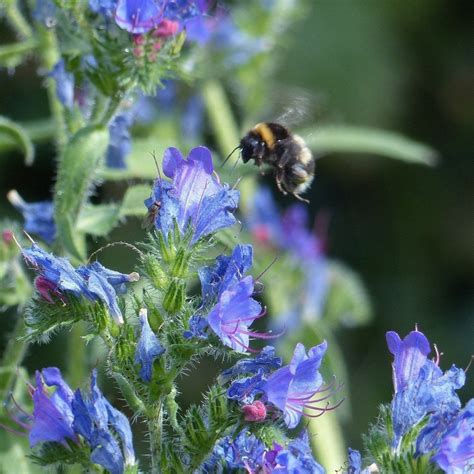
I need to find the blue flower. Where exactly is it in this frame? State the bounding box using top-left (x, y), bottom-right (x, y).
top-left (271, 431), bottom-right (325, 473)
top-left (134, 308), bottom-right (165, 382)
top-left (89, 0), bottom-right (116, 16)
top-left (115, 0), bottom-right (161, 33)
top-left (181, 95), bottom-right (204, 143)
top-left (32, 0), bottom-right (57, 26)
top-left (23, 244), bottom-right (138, 324)
top-left (7, 190), bottom-right (56, 244)
top-left (226, 372), bottom-right (265, 404)
top-left (204, 429), bottom-right (266, 472)
top-left (430, 399), bottom-right (474, 473)
top-left (49, 60), bottom-right (75, 110)
top-left (207, 275), bottom-right (265, 353)
top-left (145, 146), bottom-right (239, 244)
top-left (347, 448), bottom-right (362, 474)
top-left (218, 346), bottom-right (282, 384)
top-left (386, 329), bottom-right (431, 393)
top-left (198, 244), bottom-right (253, 306)
top-left (183, 314), bottom-right (209, 340)
top-left (387, 330), bottom-right (466, 448)
top-left (29, 368), bottom-right (77, 447)
top-left (106, 114), bottom-right (133, 169)
top-left (72, 370), bottom-right (136, 473)
top-left (261, 341), bottom-right (336, 429)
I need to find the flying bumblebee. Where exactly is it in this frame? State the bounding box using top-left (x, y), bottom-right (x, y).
top-left (237, 122), bottom-right (315, 203)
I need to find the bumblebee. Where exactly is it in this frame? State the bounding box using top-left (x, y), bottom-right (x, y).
top-left (239, 122), bottom-right (314, 203)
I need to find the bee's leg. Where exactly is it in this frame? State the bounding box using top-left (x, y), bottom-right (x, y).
top-left (275, 171), bottom-right (288, 195)
top-left (292, 192), bottom-right (310, 204)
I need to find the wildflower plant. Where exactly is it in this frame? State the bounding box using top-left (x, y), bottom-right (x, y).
top-left (0, 0), bottom-right (467, 473)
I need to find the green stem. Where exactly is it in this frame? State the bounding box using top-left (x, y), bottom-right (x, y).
top-left (4, 2), bottom-right (33, 39)
top-left (202, 79), bottom-right (257, 212)
top-left (308, 410), bottom-right (346, 472)
top-left (0, 313), bottom-right (28, 402)
top-left (36, 26), bottom-right (67, 151)
top-left (66, 322), bottom-right (88, 388)
top-left (0, 38), bottom-right (38, 64)
top-left (148, 401), bottom-right (163, 474)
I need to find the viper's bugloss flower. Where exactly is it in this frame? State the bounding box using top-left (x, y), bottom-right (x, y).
top-left (249, 188), bottom-right (325, 261)
top-left (262, 341), bottom-right (338, 429)
top-left (72, 370), bottom-right (136, 473)
top-left (134, 308), bottom-right (165, 382)
top-left (106, 113), bottom-right (133, 169)
top-left (430, 399), bottom-right (474, 472)
top-left (347, 448), bottom-right (362, 474)
top-left (204, 429), bottom-right (266, 473)
top-left (49, 60), bottom-right (75, 110)
top-left (29, 368), bottom-right (77, 447)
top-left (219, 345), bottom-right (282, 384)
top-left (386, 329), bottom-right (465, 447)
top-left (89, 0), bottom-right (116, 16)
top-left (198, 244), bottom-right (253, 306)
top-left (145, 146), bottom-right (239, 244)
top-left (226, 372), bottom-right (265, 404)
top-left (22, 244), bottom-right (138, 324)
top-left (207, 276), bottom-right (267, 353)
top-left (7, 190), bottom-right (56, 244)
top-left (115, 0), bottom-right (207, 34)
top-left (267, 431), bottom-right (325, 473)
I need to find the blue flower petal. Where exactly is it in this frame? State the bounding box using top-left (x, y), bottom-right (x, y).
top-left (106, 114), bottom-right (133, 169)
top-left (50, 60), bottom-right (74, 109)
top-left (90, 430), bottom-right (125, 474)
top-left (115, 0), bottom-right (162, 33)
top-left (134, 308), bottom-right (165, 382)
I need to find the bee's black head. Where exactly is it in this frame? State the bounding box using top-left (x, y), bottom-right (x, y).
top-left (240, 133), bottom-right (265, 163)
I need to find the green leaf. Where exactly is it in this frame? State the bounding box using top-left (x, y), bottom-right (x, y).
top-left (0, 116), bottom-right (34, 165)
top-left (120, 184), bottom-right (151, 217)
top-left (323, 261), bottom-right (372, 328)
top-left (77, 203), bottom-right (121, 236)
top-left (301, 125), bottom-right (438, 166)
top-left (0, 39), bottom-right (37, 69)
top-left (54, 125), bottom-right (109, 260)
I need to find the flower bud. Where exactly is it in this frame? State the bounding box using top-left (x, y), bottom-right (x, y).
top-left (163, 280), bottom-right (185, 314)
top-left (170, 248), bottom-right (190, 279)
top-left (242, 400), bottom-right (267, 422)
top-left (143, 255), bottom-right (169, 290)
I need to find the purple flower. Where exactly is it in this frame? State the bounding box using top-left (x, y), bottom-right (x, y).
top-left (430, 399), bottom-right (474, 473)
top-left (23, 244), bottom-right (138, 324)
top-left (262, 341), bottom-right (339, 429)
top-left (115, 0), bottom-right (162, 33)
top-left (29, 368), bottom-right (77, 447)
top-left (205, 429), bottom-right (266, 472)
top-left (347, 448), bottom-right (362, 474)
top-left (218, 345), bottom-right (282, 384)
top-left (72, 370), bottom-right (136, 473)
top-left (207, 275), bottom-right (266, 353)
top-left (198, 244), bottom-right (253, 306)
top-left (271, 431), bottom-right (325, 473)
top-left (7, 190), bottom-right (56, 244)
top-left (226, 372), bottom-right (265, 404)
top-left (106, 113), bottom-right (133, 169)
top-left (145, 146), bottom-right (239, 244)
top-left (49, 60), bottom-right (75, 110)
top-left (387, 330), bottom-right (465, 448)
top-left (134, 308), bottom-right (165, 382)
top-left (386, 329), bottom-right (431, 393)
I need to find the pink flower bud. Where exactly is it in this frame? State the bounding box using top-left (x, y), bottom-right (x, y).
top-left (2, 229), bottom-right (14, 244)
top-left (153, 20), bottom-right (179, 38)
top-left (242, 400), bottom-right (266, 422)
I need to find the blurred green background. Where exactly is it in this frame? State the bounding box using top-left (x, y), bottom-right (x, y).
top-left (1, 0), bottom-right (472, 455)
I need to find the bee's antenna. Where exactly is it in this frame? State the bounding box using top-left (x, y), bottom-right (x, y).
top-left (221, 145), bottom-right (241, 168)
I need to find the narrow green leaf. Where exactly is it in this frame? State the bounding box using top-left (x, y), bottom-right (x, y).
top-left (0, 39), bottom-right (37, 68)
top-left (0, 116), bottom-right (34, 164)
top-left (77, 203), bottom-right (121, 236)
top-left (54, 125), bottom-right (109, 259)
top-left (120, 184), bottom-right (151, 217)
top-left (301, 125), bottom-right (438, 166)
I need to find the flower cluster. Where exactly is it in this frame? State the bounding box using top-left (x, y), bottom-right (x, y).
top-left (11, 368), bottom-right (136, 474)
top-left (22, 244), bottom-right (139, 324)
top-left (350, 328), bottom-right (473, 473)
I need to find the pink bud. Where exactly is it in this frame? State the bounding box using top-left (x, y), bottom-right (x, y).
top-left (252, 225), bottom-right (271, 245)
top-left (2, 230), bottom-right (13, 244)
top-left (35, 276), bottom-right (60, 303)
top-left (133, 34), bottom-right (145, 46)
top-left (133, 46), bottom-right (144, 58)
top-left (153, 19), bottom-right (179, 38)
top-left (242, 400), bottom-right (266, 422)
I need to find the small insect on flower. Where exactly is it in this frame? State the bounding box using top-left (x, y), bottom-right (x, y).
top-left (228, 122), bottom-right (315, 203)
top-left (142, 199), bottom-right (162, 230)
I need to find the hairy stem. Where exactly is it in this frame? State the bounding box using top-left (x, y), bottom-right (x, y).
top-left (66, 322), bottom-right (88, 389)
top-left (0, 313), bottom-right (28, 401)
top-left (4, 1), bottom-right (33, 39)
top-left (148, 401), bottom-right (163, 474)
top-left (36, 26), bottom-right (67, 151)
